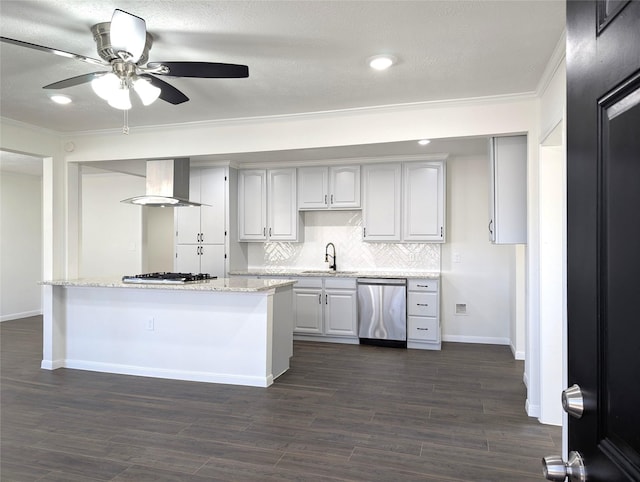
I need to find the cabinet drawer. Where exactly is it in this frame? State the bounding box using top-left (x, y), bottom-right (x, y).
top-left (408, 279), bottom-right (439, 292)
top-left (294, 277), bottom-right (323, 289)
top-left (407, 292), bottom-right (437, 316)
top-left (324, 277), bottom-right (356, 290)
top-left (408, 316), bottom-right (438, 341)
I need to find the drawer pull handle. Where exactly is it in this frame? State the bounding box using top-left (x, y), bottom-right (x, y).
top-left (417, 303), bottom-right (429, 306)
top-left (417, 284), bottom-right (430, 288)
top-left (417, 327), bottom-right (429, 331)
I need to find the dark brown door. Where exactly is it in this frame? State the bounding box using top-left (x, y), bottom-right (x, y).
top-left (564, 0), bottom-right (640, 480)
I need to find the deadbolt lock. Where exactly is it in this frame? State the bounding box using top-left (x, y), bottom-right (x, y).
top-left (562, 384), bottom-right (584, 419)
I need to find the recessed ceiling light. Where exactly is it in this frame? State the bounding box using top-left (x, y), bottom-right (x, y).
top-left (368, 55), bottom-right (396, 71)
top-left (418, 139), bottom-right (431, 146)
top-left (50, 94), bottom-right (72, 105)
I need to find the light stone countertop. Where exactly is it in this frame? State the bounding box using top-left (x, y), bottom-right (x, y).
top-left (41, 277), bottom-right (297, 292)
top-left (229, 269), bottom-right (440, 280)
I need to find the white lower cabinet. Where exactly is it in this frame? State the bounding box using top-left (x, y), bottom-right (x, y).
top-left (406, 278), bottom-right (441, 350)
top-left (293, 277), bottom-right (358, 343)
top-left (176, 244), bottom-right (226, 278)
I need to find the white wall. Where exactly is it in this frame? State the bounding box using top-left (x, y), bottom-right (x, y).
top-left (80, 172), bottom-right (145, 277)
top-left (0, 170), bottom-right (42, 320)
top-left (538, 143), bottom-right (564, 426)
top-left (441, 155), bottom-right (516, 344)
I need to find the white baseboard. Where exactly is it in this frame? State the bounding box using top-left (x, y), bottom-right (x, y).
top-left (510, 342), bottom-right (525, 360)
top-left (62, 359), bottom-right (273, 387)
top-left (526, 399), bottom-right (541, 418)
top-left (0, 310), bottom-right (42, 322)
top-left (441, 334), bottom-right (510, 346)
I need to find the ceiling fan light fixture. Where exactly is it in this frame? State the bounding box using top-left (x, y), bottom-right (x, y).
top-left (107, 85), bottom-right (132, 110)
top-left (91, 72), bottom-right (120, 100)
top-left (133, 77), bottom-right (161, 106)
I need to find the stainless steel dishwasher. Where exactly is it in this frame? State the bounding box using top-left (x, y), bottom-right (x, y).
top-left (357, 278), bottom-right (407, 348)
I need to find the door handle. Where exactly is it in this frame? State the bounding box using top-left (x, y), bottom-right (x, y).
top-left (330, 194), bottom-right (334, 204)
top-left (318, 294), bottom-right (321, 304)
top-left (542, 452), bottom-right (586, 481)
top-left (488, 219), bottom-right (493, 235)
top-left (562, 384), bottom-right (584, 419)
top-left (325, 294), bottom-right (328, 305)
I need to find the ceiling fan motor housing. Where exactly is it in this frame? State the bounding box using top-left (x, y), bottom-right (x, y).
top-left (91, 22), bottom-right (153, 65)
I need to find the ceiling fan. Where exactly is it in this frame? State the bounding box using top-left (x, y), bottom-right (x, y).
top-left (0, 9), bottom-right (249, 110)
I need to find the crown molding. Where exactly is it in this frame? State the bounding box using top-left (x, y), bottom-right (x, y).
top-left (536, 30), bottom-right (566, 97)
top-left (62, 91), bottom-right (538, 138)
top-left (236, 153), bottom-right (449, 170)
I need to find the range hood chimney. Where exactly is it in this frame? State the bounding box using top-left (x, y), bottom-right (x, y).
top-left (121, 158), bottom-right (201, 207)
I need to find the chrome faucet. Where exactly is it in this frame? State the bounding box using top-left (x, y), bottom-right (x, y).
top-left (325, 242), bottom-right (337, 271)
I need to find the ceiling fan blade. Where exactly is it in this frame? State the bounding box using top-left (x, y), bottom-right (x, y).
top-left (43, 72), bottom-right (107, 90)
top-left (139, 74), bottom-right (189, 104)
top-left (147, 61), bottom-right (249, 78)
top-left (0, 36), bottom-right (107, 67)
top-left (110, 9), bottom-right (146, 63)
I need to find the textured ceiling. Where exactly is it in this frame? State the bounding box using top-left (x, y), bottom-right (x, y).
top-left (0, 0), bottom-right (565, 133)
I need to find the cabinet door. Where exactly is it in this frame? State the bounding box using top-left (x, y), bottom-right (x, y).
top-left (238, 170), bottom-right (267, 241)
top-left (175, 244), bottom-right (201, 274)
top-left (175, 170), bottom-right (202, 244)
top-left (403, 161), bottom-right (445, 242)
top-left (298, 167), bottom-right (328, 210)
top-left (330, 165), bottom-right (360, 209)
top-left (324, 289), bottom-right (357, 336)
top-left (490, 136), bottom-right (527, 244)
top-left (199, 168), bottom-right (226, 245)
top-left (293, 289), bottom-right (323, 334)
top-left (199, 244), bottom-right (226, 278)
top-left (268, 168), bottom-right (298, 241)
top-left (362, 163), bottom-right (401, 241)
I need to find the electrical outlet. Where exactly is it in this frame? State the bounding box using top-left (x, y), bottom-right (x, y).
top-left (146, 318), bottom-right (154, 331)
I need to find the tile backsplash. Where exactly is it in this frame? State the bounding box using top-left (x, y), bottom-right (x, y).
top-left (247, 210), bottom-right (440, 271)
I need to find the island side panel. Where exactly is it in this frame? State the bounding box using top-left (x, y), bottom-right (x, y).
top-left (271, 285), bottom-right (294, 378)
top-left (41, 285), bottom-right (67, 369)
top-left (51, 286), bottom-right (278, 387)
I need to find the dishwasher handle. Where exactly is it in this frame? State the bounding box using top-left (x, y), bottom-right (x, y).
top-left (357, 278), bottom-right (406, 286)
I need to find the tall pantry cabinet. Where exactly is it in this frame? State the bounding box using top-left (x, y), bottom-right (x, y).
top-left (488, 136), bottom-right (527, 244)
top-left (174, 167), bottom-right (227, 277)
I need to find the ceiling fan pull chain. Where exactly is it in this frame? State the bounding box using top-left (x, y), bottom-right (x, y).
top-left (122, 109), bottom-right (129, 135)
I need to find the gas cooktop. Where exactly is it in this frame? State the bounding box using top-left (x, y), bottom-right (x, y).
top-left (122, 272), bottom-right (215, 284)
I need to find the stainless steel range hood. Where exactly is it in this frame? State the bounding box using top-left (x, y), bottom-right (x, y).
top-left (121, 158), bottom-right (201, 207)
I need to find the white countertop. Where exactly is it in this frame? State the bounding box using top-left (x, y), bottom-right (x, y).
top-left (229, 269), bottom-right (440, 279)
top-left (41, 277), bottom-right (297, 292)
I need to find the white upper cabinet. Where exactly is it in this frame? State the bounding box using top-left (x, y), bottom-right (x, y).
top-left (297, 167), bottom-right (328, 209)
top-left (403, 161), bottom-right (445, 242)
top-left (176, 168), bottom-right (225, 245)
top-left (362, 163), bottom-right (402, 241)
top-left (298, 165), bottom-right (360, 210)
top-left (238, 168), bottom-right (299, 242)
top-left (238, 169), bottom-right (267, 241)
top-left (489, 136), bottom-right (527, 244)
top-left (268, 168), bottom-right (299, 241)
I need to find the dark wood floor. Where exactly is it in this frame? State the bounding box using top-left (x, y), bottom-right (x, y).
top-left (1, 316), bottom-right (559, 481)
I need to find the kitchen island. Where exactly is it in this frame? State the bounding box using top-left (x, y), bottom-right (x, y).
top-left (40, 277), bottom-right (296, 387)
